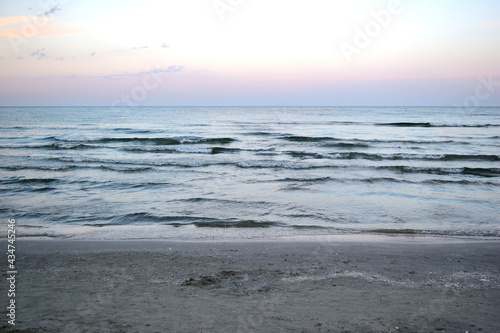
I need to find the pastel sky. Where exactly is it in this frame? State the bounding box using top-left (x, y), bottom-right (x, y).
top-left (0, 0), bottom-right (499, 106)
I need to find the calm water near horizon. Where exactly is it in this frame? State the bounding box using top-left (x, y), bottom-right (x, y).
top-left (1, 106), bottom-right (499, 238)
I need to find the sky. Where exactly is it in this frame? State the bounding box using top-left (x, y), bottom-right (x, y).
top-left (0, 0), bottom-right (499, 106)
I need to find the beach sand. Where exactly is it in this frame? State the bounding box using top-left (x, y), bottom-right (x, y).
top-left (2, 236), bottom-right (499, 332)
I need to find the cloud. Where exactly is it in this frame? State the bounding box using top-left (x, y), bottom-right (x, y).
top-left (17, 57), bottom-right (25, 60)
top-left (29, 48), bottom-right (65, 61)
top-left (91, 52), bottom-right (96, 57)
top-left (103, 66), bottom-right (184, 80)
top-left (42, 6), bottom-right (61, 17)
top-left (122, 44), bottom-right (170, 52)
top-left (0, 9), bottom-right (61, 29)
top-left (31, 48), bottom-right (48, 60)
top-left (0, 16), bottom-right (45, 28)
top-left (0, 17), bottom-right (88, 39)
top-left (61, 66), bottom-right (184, 80)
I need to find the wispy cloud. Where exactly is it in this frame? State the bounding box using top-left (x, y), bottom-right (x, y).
top-left (61, 66), bottom-right (184, 80)
top-left (91, 52), bottom-right (96, 57)
top-left (103, 66), bottom-right (184, 79)
top-left (0, 5), bottom-right (61, 29)
top-left (28, 48), bottom-right (66, 61)
top-left (0, 16), bottom-right (47, 28)
top-left (31, 48), bottom-right (48, 60)
top-left (125, 44), bottom-right (170, 51)
top-left (42, 5), bottom-right (61, 17)
top-left (0, 15), bottom-right (88, 39)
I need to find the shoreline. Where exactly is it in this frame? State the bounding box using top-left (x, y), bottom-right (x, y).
top-left (7, 232), bottom-right (500, 248)
top-left (2, 237), bottom-right (500, 332)
top-left (7, 223), bottom-right (500, 242)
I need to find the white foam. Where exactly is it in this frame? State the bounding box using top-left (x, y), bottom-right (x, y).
top-left (237, 161), bottom-right (311, 169)
top-left (55, 135), bottom-right (99, 142)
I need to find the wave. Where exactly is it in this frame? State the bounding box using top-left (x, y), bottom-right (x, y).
top-left (377, 122), bottom-right (500, 128)
top-left (31, 187), bottom-right (56, 192)
top-left (49, 143), bottom-right (97, 150)
top-left (277, 176), bottom-right (498, 186)
top-left (7, 152), bottom-right (500, 176)
top-left (54, 156), bottom-right (313, 169)
top-left (16, 232), bottom-right (65, 239)
top-left (370, 228), bottom-right (500, 237)
top-left (0, 143), bottom-right (97, 150)
top-left (0, 163), bottom-right (138, 172)
top-left (123, 147), bottom-right (212, 154)
top-left (247, 164), bottom-right (498, 178)
top-left (0, 126), bottom-right (27, 130)
top-left (421, 179), bottom-right (499, 186)
top-left (382, 166), bottom-right (500, 177)
top-left (352, 138), bottom-right (465, 144)
top-left (50, 135), bottom-right (237, 145)
top-left (439, 154), bottom-right (500, 161)
top-left (281, 135), bottom-right (466, 145)
top-left (122, 146), bottom-right (241, 154)
top-left (193, 220), bottom-right (278, 228)
top-left (276, 176), bottom-right (498, 186)
top-left (54, 156), bottom-right (223, 168)
top-left (211, 147), bottom-right (241, 154)
top-left (0, 185), bottom-right (57, 193)
top-left (36, 154), bottom-right (500, 176)
top-left (242, 131), bottom-right (275, 136)
top-left (282, 135), bottom-right (338, 142)
top-left (111, 128), bottom-right (159, 134)
top-left (378, 122), bottom-right (433, 127)
top-left (287, 151), bottom-right (500, 162)
top-left (0, 165), bottom-right (78, 171)
top-left (1, 177), bottom-right (59, 185)
top-left (321, 143), bottom-right (371, 149)
top-left (100, 165), bottom-right (153, 172)
top-left (82, 213), bottom-right (280, 228)
top-left (236, 161), bottom-right (314, 169)
top-left (276, 177), bottom-right (333, 183)
top-left (280, 122), bottom-right (500, 130)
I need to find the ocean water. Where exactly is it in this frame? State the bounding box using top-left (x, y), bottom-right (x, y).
top-left (1, 106), bottom-right (499, 238)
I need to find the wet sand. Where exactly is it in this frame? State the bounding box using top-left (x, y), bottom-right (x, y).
top-left (2, 236), bottom-right (500, 332)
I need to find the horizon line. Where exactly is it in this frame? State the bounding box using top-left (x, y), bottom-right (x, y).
top-left (1, 105), bottom-right (499, 108)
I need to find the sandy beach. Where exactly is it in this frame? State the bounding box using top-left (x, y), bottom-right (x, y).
top-left (2, 0), bottom-right (500, 332)
top-left (1, 236), bottom-right (499, 332)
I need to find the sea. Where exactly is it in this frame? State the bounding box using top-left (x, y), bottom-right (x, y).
top-left (1, 106), bottom-right (499, 239)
